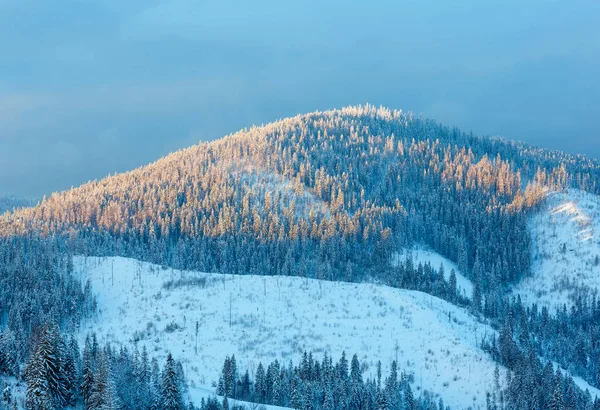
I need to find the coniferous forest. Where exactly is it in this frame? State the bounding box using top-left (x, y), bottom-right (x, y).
top-left (2, 106), bottom-right (600, 409)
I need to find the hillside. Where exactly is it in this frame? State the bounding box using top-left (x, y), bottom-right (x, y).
top-left (514, 189), bottom-right (600, 311)
top-left (4, 107), bottom-right (600, 410)
top-left (4, 105), bottom-right (595, 302)
top-left (76, 256), bottom-right (503, 410)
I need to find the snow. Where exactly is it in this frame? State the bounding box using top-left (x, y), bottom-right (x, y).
top-left (76, 256), bottom-right (503, 410)
top-left (393, 248), bottom-right (473, 299)
top-left (189, 386), bottom-right (292, 410)
top-left (513, 189), bottom-right (600, 311)
top-left (551, 362), bottom-right (600, 400)
top-left (571, 374), bottom-right (600, 400)
top-left (0, 376), bottom-right (26, 409)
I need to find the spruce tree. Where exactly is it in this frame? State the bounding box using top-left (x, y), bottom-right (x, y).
top-left (255, 363), bottom-right (266, 403)
top-left (24, 325), bottom-right (67, 410)
top-left (81, 338), bottom-right (95, 409)
top-left (160, 353), bottom-right (185, 410)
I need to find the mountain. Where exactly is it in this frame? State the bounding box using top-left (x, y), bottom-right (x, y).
top-left (4, 105), bottom-right (598, 295)
top-left (4, 105), bottom-right (600, 410)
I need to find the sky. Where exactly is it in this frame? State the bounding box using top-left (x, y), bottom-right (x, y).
top-left (0, 0), bottom-right (599, 198)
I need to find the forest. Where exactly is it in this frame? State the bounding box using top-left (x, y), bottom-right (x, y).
top-left (2, 106), bottom-right (600, 409)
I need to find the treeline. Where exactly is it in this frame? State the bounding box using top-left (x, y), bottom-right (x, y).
top-left (213, 351), bottom-right (443, 410)
top-left (2, 326), bottom-right (188, 410)
top-left (483, 321), bottom-right (600, 410)
top-left (212, 349), bottom-right (600, 410)
top-left (387, 256), bottom-right (469, 307)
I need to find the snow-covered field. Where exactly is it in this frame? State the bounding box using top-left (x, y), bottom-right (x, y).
top-left (76, 256), bottom-right (501, 410)
top-left (513, 190), bottom-right (600, 311)
top-left (393, 248), bottom-right (473, 299)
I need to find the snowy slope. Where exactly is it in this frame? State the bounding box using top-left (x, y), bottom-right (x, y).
top-left (189, 386), bottom-right (293, 410)
top-left (513, 190), bottom-right (600, 311)
top-left (393, 248), bottom-right (473, 299)
top-left (76, 256), bottom-right (502, 410)
top-left (551, 363), bottom-right (600, 400)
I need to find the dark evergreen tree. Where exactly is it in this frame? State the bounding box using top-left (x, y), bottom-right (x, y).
top-left (24, 325), bottom-right (67, 410)
top-left (160, 353), bottom-right (185, 410)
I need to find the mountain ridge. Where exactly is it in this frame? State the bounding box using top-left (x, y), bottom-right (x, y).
top-left (2, 105), bottom-right (597, 295)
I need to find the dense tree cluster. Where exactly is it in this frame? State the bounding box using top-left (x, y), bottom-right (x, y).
top-left (213, 348), bottom-right (600, 410)
top-left (482, 294), bottom-right (600, 392)
top-left (387, 256), bottom-right (468, 306)
top-left (0, 237), bottom-right (93, 378)
top-left (212, 351), bottom-right (442, 410)
top-left (2, 328), bottom-right (187, 410)
top-left (483, 321), bottom-right (600, 410)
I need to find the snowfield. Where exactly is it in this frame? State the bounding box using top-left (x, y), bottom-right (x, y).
top-left (513, 189), bottom-right (600, 311)
top-left (76, 256), bottom-right (502, 410)
top-left (393, 248), bottom-right (473, 299)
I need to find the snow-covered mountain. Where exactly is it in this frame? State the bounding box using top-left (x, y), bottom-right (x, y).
top-left (514, 189), bottom-right (600, 311)
top-left (76, 256), bottom-right (501, 410)
top-left (4, 107), bottom-right (600, 410)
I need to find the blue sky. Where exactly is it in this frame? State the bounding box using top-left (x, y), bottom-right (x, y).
top-left (1, 0), bottom-right (599, 197)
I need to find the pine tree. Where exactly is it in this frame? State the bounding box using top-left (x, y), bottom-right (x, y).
top-left (62, 344), bottom-right (77, 406)
top-left (548, 383), bottom-right (564, 410)
top-left (25, 349), bottom-right (53, 410)
top-left (227, 355), bottom-right (237, 398)
top-left (87, 352), bottom-right (107, 410)
top-left (404, 383), bottom-right (415, 410)
top-left (216, 376), bottom-right (224, 397)
top-left (135, 346), bottom-right (154, 410)
top-left (376, 390), bottom-right (388, 410)
top-left (160, 353), bottom-right (185, 410)
top-left (81, 338), bottom-right (95, 409)
top-left (290, 376), bottom-right (302, 410)
top-left (0, 328), bottom-right (18, 376)
top-left (472, 257), bottom-right (483, 312)
top-left (350, 354), bottom-right (362, 384)
top-left (448, 269), bottom-right (457, 302)
top-left (24, 325), bottom-right (67, 410)
top-left (323, 386), bottom-right (334, 410)
top-left (255, 363), bottom-right (266, 403)
top-left (339, 352), bottom-right (348, 380)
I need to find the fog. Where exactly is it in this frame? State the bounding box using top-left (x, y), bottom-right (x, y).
top-left (0, 0), bottom-right (598, 197)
